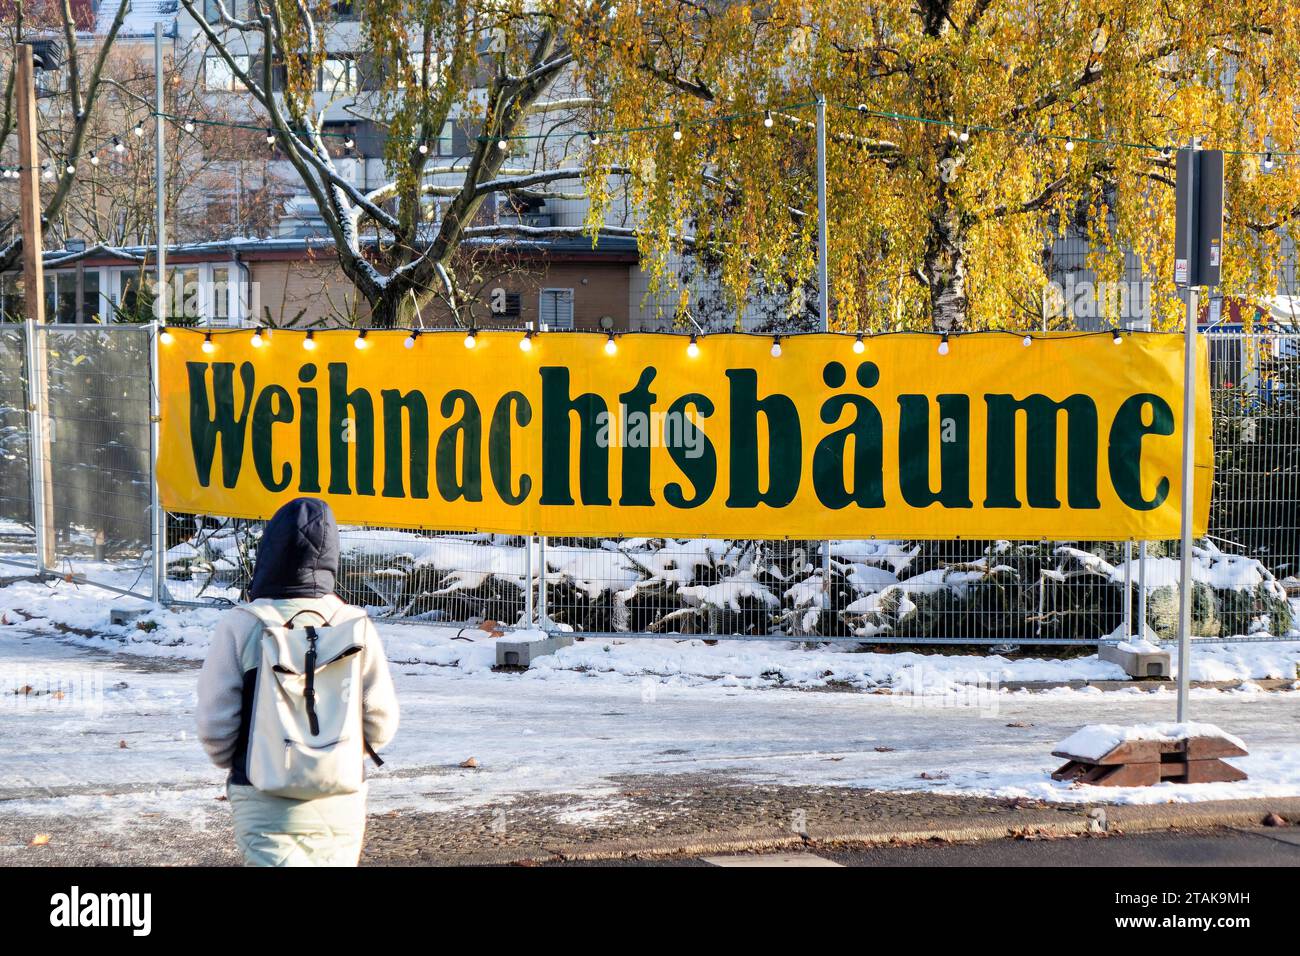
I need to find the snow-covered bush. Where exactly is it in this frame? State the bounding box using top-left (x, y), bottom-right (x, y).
top-left (157, 521), bottom-right (1296, 646)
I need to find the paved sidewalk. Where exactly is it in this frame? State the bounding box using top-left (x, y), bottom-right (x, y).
top-left (4, 773), bottom-right (1296, 866)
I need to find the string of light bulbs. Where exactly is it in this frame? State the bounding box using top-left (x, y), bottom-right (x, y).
top-left (836, 102), bottom-right (1297, 165)
top-left (3, 94), bottom-right (1292, 179)
top-left (160, 325), bottom-right (1133, 359)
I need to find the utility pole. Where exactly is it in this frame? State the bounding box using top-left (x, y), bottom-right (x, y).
top-left (16, 42), bottom-right (56, 571)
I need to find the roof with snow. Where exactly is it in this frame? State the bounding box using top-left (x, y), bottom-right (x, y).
top-left (95, 0), bottom-right (178, 37)
top-left (35, 232), bottom-right (639, 268)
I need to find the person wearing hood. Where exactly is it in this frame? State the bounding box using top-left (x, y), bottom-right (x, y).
top-left (196, 498), bottom-right (399, 866)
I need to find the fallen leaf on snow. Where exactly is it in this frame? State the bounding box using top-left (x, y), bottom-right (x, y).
top-left (118, 740), bottom-right (128, 749)
top-left (874, 746), bottom-right (896, 752)
top-left (29, 834), bottom-right (50, 847)
top-left (460, 757), bottom-right (479, 768)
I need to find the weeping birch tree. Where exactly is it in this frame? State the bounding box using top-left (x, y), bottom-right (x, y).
top-left (571, 0), bottom-right (1300, 331)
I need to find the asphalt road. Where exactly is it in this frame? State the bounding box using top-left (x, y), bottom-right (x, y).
top-left (550, 826), bottom-right (1300, 866)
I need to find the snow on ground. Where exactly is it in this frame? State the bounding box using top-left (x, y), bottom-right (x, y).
top-left (3, 569), bottom-right (1300, 692)
top-left (0, 569), bottom-right (1298, 824)
top-left (1, 626), bottom-right (1298, 827)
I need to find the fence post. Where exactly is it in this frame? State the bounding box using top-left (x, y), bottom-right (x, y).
top-left (23, 318), bottom-right (54, 574)
top-left (1122, 540), bottom-right (1133, 636)
top-left (1137, 540), bottom-right (1148, 638)
top-left (149, 322), bottom-right (167, 604)
top-left (523, 533), bottom-right (535, 627)
top-left (537, 534), bottom-right (549, 629)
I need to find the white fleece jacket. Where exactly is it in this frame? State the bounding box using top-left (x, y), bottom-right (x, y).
top-left (196, 594), bottom-right (399, 770)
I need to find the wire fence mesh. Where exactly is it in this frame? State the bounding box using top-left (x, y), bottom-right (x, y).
top-left (1, 322), bottom-right (1297, 645)
top-left (0, 324), bottom-right (34, 569)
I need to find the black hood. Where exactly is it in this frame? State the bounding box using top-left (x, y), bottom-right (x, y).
top-left (248, 498), bottom-right (339, 600)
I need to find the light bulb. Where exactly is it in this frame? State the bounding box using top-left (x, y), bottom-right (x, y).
top-left (853, 334), bottom-right (865, 354)
top-left (672, 121), bottom-right (682, 141)
top-left (464, 330), bottom-right (477, 349)
top-left (770, 337), bottom-right (782, 357)
top-left (604, 334), bottom-right (617, 355)
top-left (265, 129), bottom-right (276, 145)
top-left (588, 131), bottom-right (601, 146)
top-left (1022, 334), bottom-right (1032, 347)
top-left (183, 118), bottom-right (195, 133)
top-left (959, 128), bottom-right (970, 142)
top-left (201, 333), bottom-right (215, 354)
top-left (133, 123), bottom-right (144, 138)
top-left (763, 109), bottom-right (773, 128)
top-left (344, 136), bottom-right (355, 150)
top-left (497, 138), bottom-right (509, 150)
top-left (303, 331), bottom-right (317, 351)
top-left (418, 142), bottom-right (429, 154)
top-left (90, 154), bottom-right (100, 166)
top-left (251, 328), bottom-right (265, 347)
top-left (65, 164), bottom-right (76, 174)
top-left (519, 332), bottom-right (534, 351)
top-left (1113, 329), bottom-right (1123, 345)
top-left (686, 335), bottom-right (699, 358)
top-left (404, 332), bottom-right (417, 349)
top-left (42, 165), bottom-right (54, 181)
top-left (1064, 138), bottom-right (1075, 152)
top-left (112, 137), bottom-right (124, 153)
top-left (158, 328), bottom-right (174, 345)
top-left (354, 330), bottom-right (369, 350)
top-left (938, 333), bottom-right (950, 356)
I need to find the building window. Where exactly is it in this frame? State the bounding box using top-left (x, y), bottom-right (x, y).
top-left (489, 287), bottom-right (521, 319)
top-left (539, 288), bottom-right (574, 330)
top-left (319, 56), bottom-right (357, 93)
top-left (205, 54), bottom-right (249, 92)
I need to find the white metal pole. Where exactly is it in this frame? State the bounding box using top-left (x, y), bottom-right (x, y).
top-left (150, 23), bottom-right (167, 603)
top-left (23, 318), bottom-right (50, 577)
top-left (155, 23), bottom-right (166, 312)
top-left (1176, 285), bottom-right (1199, 721)
top-left (815, 94), bottom-right (833, 602)
top-left (524, 534), bottom-right (535, 627)
top-left (537, 534), bottom-right (549, 628)
top-left (1138, 540), bottom-right (1148, 638)
top-left (1122, 540), bottom-right (1132, 637)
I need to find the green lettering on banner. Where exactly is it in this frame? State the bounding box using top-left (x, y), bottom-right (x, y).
top-left (187, 361), bottom-right (254, 489)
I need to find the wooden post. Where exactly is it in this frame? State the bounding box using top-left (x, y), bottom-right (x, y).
top-left (15, 46), bottom-right (44, 324)
top-left (16, 43), bottom-right (56, 570)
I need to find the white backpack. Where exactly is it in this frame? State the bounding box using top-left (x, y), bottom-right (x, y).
top-left (239, 605), bottom-right (379, 800)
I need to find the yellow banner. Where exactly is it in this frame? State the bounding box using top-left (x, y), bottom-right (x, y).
top-left (157, 329), bottom-right (1212, 540)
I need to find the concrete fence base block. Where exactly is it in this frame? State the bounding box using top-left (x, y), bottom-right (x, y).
top-left (1098, 641), bottom-right (1172, 679)
top-left (495, 632), bottom-right (575, 668)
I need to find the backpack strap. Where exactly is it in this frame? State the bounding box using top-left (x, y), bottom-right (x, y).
top-left (303, 625), bottom-right (321, 737)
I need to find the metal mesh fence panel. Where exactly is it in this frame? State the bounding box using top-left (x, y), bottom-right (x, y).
top-left (1, 324), bottom-right (1295, 644)
top-left (0, 324), bottom-right (34, 568)
top-left (39, 325), bottom-right (153, 595)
